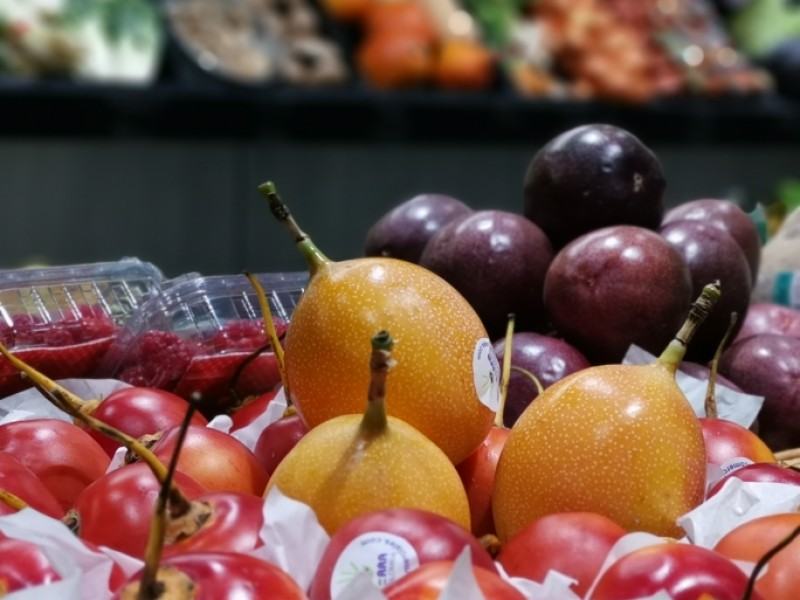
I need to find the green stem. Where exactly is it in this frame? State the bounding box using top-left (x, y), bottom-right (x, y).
top-left (656, 280), bottom-right (721, 373)
top-left (359, 331), bottom-right (395, 438)
top-left (257, 181), bottom-right (331, 276)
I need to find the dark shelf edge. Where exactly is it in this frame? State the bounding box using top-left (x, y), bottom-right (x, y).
top-left (3, 79), bottom-right (800, 143)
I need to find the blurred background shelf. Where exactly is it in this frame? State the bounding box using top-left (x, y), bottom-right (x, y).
top-left (2, 0), bottom-right (800, 279)
top-left (4, 79), bottom-right (800, 143)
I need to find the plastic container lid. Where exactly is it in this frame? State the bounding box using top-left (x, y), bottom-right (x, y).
top-left (0, 257), bottom-right (165, 397)
top-left (102, 271), bottom-right (308, 417)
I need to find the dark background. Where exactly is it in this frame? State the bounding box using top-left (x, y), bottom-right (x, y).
top-left (2, 84), bottom-right (799, 279)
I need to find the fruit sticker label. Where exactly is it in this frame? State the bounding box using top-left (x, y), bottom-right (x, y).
top-left (329, 532), bottom-right (420, 598)
top-left (473, 337), bottom-right (501, 412)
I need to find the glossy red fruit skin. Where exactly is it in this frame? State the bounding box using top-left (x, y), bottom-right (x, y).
top-left (161, 491), bottom-right (265, 559)
top-left (253, 413), bottom-right (309, 476)
top-left (114, 552), bottom-right (307, 600)
top-left (86, 387), bottom-right (208, 456)
top-left (229, 390), bottom-right (278, 432)
top-left (0, 418), bottom-right (110, 511)
top-left (699, 417), bottom-right (776, 468)
top-left (713, 512), bottom-right (800, 600)
top-left (0, 536), bottom-right (61, 593)
top-left (383, 560), bottom-right (524, 600)
top-left (589, 543), bottom-right (764, 600)
top-left (497, 511), bottom-right (626, 599)
top-left (456, 425), bottom-right (510, 538)
top-left (707, 461), bottom-right (800, 498)
top-left (309, 507), bottom-right (497, 600)
top-left (73, 462), bottom-right (207, 559)
top-left (0, 451), bottom-right (64, 518)
top-left (150, 425), bottom-right (269, 496)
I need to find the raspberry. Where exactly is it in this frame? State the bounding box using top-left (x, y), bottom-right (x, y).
top-left (204, 318), bottom-right (288, 353)
top-left (117, 330), bottom-right (197, 390)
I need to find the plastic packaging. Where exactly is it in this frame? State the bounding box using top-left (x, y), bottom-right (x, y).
top-left (0, 258), bottom-right (164, 398)
top-left (752, 206), bottom-right (800, 308)
top-left (101, 271), bottom-right (308, 417)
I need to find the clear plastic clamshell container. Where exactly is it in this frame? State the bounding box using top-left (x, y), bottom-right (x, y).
top-left (101, 271), bottom-right (308, 417)
top-left (0, 258), bottom-right (165, 397)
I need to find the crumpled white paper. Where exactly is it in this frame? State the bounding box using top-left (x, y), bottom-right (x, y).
top-left (622, 345), bottom-right (764, 427)
top-left (497, 562), bottom-right (581, 600)
top-left (230, 388), bottom-right (289, 452)
top-left (253, 485), bottom-right (330, 592)
top-left (678, 478), bottom-right (800, 548)
top-left (0, 508), bottom-right (124, 600)
top-left (0, 379), bottom-right (132, 425)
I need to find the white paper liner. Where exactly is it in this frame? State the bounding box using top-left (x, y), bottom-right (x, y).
top-left (0, 379), bottom-right (132, 425)
top-left (230, 387), bottom-right (289, 452)
top-left (0, 508), bottom-right (126, 600)
top-left (678, 478), bottom-right (800, 548)
top-left (497, 562), bottom-right (581, 600)
top-left (622, 345), bottom-right (764, 427)
top-left (253, 485), bottom-right (330, 593)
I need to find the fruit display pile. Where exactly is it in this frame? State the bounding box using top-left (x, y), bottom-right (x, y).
top-left (2, 123), bottom-right (800, 599)
top-left (3, 0), bottom-right (800, 103)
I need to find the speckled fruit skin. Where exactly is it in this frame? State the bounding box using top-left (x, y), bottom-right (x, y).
top-left (492, 362), bottom-right (706, 542)
top-left (265, 414), bottom-right (472, 535)
top-left (284, 257), bottom-right (497, 465)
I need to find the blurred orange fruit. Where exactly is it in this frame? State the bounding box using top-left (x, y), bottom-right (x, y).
top-left (435, 38), bottom-right (495, 90)
top-left (357, 33), bottom-right (434, 88)
top-left (363, 0), bottom-right (438, 45)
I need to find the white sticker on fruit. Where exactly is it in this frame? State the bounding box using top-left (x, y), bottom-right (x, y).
top-left (473, 338), bottom-right (500, 412)
top-left (329, 532), bottom-right (420, 598)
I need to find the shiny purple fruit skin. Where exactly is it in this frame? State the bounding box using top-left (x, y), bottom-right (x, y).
top-left (735, 303), bottom-right (800, 343)
top-left (719, 333), bottom-right (800, 450)
top-left (523, 124), bottom-right (666, 249)
top-left (364, 194), bottom-right (472, 264)
top-left (662, 198), bottom-right (761, 284)
top-left (420, 209), bottom-right (554, 339)
top-left (544, 225), bottom-right (693, 365)
top-left (659, 219), bottom-right (752, 363)
top-left (493, 332), bottom-right (591, 426)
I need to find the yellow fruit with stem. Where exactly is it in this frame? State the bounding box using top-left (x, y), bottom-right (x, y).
top-left (265, 330), bottom-right (471, 534)
top-left (258, 182), bottom-right (498, 465)
top-left (492, 282), bottom-right (721, 541)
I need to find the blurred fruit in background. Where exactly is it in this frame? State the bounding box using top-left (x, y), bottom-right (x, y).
top-left (357, 30), bottom-right (435, 89)
top-left (0, 0), bottom-right (163, 83)
top-left (434, 37), bottom-right (494, 89)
